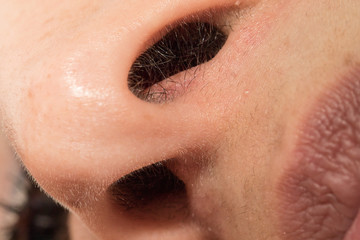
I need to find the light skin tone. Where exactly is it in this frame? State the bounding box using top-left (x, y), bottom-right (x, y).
top-left (0, 0), bottom-right (360, 239)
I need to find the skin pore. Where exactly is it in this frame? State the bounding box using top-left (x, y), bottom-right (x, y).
top-left (0, 0), bottom-right (360, 240)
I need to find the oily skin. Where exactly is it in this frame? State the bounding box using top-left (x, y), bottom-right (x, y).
top-left (0, 0), bottom-right (360, 239)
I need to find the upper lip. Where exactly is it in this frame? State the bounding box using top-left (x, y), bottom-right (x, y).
top-left (276, 68), bottom-right (360, 239)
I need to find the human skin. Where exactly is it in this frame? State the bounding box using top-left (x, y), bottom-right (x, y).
top-left (0, 0), bottom-right (360, 239)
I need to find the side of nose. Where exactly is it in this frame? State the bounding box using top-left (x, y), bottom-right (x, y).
top-left (17, 0), bottom-right (237, 239)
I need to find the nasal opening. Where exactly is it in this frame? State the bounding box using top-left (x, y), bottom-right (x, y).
top-left (107, 161), bottom-right (188, 222)
top-left (127, 13), bottom-right (230, 103)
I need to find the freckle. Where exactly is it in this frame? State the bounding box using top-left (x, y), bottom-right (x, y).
top-left (143, 114), bottom-right (152, 121)
top-left (43, 16), bottom-right (55, 25)
top-left (343, 54), bottom-right (358, 67)
top-left (27, 89), bottom-right (33, 99)
top-left (39, 30), bottom-right (54, 42)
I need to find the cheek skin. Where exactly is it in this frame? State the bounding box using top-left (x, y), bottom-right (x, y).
top-left (197, 1), bottom-right (360, 239)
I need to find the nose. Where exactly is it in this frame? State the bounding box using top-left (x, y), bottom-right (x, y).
top-left (17, 0), bottom-right (240, 239)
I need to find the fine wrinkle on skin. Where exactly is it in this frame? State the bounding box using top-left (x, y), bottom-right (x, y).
top-left (277, 65), bottom-right (360, 240)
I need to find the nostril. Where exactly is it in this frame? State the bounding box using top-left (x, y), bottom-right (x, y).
top-left (128, 20), bottom-right (228, 102)
top-left (107, 161), bottom-right (188, 221)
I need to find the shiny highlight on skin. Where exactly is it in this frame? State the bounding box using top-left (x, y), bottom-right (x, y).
top-left (277, 66), bottom-right (360, 240)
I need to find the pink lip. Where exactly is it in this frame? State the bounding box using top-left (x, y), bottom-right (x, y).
top-left (277, 67), bottom-right (360, 240)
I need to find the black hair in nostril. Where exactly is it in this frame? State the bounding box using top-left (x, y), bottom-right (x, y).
top-left (108, 162), bottom-right (186, 211)
top-left (128, 21), bottom-right (228, 102)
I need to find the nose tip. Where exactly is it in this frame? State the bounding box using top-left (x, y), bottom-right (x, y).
top-left (25, 0), bottom-right (236, 186)
top-left (17, 1), bottom-right (240, 239)
top-left (22, 0), bottom-right (197, 184)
